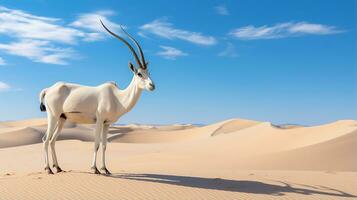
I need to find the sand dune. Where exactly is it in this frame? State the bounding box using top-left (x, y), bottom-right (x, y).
top-left (0, 127), bottom-right (43, 148)
top-left (251, 130), bottom-right (357, 171)
top-left (0, 118), bottom-right (47, 127)
top-left (211, 118), bottom-right (261, 136)
top-left (0, 118), bottom-right (356, 199)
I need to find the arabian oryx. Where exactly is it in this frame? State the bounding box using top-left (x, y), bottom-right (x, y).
top-left (39, 20), bottom-right (155, 175)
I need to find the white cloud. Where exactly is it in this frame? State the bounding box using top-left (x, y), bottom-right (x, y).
top-left (218, 43), bottom-right (238, 58)
top-left (215, 5), bottom-right (229, 15)
top-left (0, 81), bottom-right (10, 91)
top-left (0, 57), bottom-right (5, 65)
top-left (0, 6), bottom-right (84, 44)
top-left (0, 40), bottom-right (74, 65)
top-left (140, 19), bottom-right (217, 46)
top-left (288, 23), bottom-right (340, 34)
top-left (157, 45), bottom-right (188, 60)
top-left (70, 10), bottom-right (121, 41)
top-left (229, 22), bottom-right (342, 40)
top-left (0, 6), bottom-right (119, 65)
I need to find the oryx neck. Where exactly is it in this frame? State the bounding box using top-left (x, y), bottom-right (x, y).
top-left (118, 76), bottom-right (142, 112)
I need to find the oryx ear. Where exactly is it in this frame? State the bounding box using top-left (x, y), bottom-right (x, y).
top-left (128, 62), bottom-right (137, 73)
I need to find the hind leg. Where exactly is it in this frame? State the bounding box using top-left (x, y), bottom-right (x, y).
top-left (100, 124), bottom-right (110, 175)
top-left (50, 117), bottom-right (65, 173)
top-left (91, 120), bottom-right (103, 174)
top-left (43, 115), bottom-right (57, 174)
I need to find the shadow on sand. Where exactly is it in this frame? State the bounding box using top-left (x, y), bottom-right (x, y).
top-left (110, 173), bottom-right (356, 197)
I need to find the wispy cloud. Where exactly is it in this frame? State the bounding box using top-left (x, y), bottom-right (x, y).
top-left (229, 22), bottom-right (343, 40)
top-left (140, 19), bottom-right (217, 46)
top-left (218, 43), bottom-right (238, 58)
top-left (0, 81), bottom-right (10, 91)
top-left (0, 6), bottom-right (83, 44)
top-left (0, 6), bottom-right (118, 65)
top-left (157, 45), bottom-right (188, 60)
top-left (0, 57), bottom-right (5, 65)
top-left (0, 40), bottom-right (75, 65)
top-left (214, 5), bottom-right (229, 15)
top-left (70, 10), bottom-right (121, 42)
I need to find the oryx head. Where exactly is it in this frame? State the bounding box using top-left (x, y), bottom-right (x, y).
top-left (100, 20), bottom-right (155, 91)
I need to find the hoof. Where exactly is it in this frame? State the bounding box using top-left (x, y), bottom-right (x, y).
top-left (45, 167), bottom-right (53, 175)
top-left (56, 166), bottom-right (63, 173)
top-left (101, 167), bottom-right (111, 175)
top-left (91, 167), bottom-right (100, 174)
top-left (53, 165), bottom-right (64, 173)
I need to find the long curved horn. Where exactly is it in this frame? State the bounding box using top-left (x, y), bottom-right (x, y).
top-left (100, 20), bottom-right (142, 68)
top-left (120, 25), bottom-right (147, 69)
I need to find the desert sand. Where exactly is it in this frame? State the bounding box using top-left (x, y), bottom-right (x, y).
top-left (0, 118), bottom-right (356, 200)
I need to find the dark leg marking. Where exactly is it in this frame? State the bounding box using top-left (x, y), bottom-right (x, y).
top-left (53, 164), bottom-right (64, 173)
top-left (44, 166), bottom-right (54, 175)
top-left (91, 166), bottom-right (100, 174)
top-left (100, 167), bottom-right (111, 175)
top-left (60, 113), bottom-right (67, 120)
top-left (56, 166), bottom-right (63, 173)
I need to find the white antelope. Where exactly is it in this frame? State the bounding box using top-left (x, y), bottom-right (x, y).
top-left (39, 20), bottom-right (155, 175)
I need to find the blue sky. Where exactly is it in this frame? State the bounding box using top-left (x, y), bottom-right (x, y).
top-left (0, 0), bottom-right (355, 125)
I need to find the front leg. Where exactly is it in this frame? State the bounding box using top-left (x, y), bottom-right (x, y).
top-left (100, 124), bottom-right (111, 175)
top-left (91, 120), bottom-right (103, 174)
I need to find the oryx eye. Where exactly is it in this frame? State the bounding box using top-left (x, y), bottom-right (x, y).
top-left (137, 73), bottom-right (143, 78)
